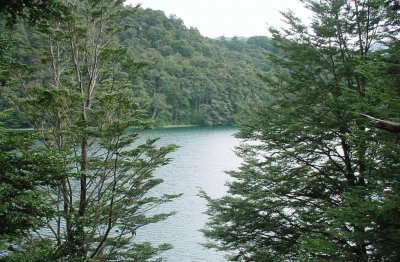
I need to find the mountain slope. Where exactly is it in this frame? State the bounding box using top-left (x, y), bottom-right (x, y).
top-left (119, 8), bottom-right (275, 126)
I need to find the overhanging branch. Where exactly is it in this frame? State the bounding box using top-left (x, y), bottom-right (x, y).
top-left (361, 114), bottom-right (400, 133)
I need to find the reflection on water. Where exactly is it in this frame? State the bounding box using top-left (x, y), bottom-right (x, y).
top-left (135, 126), bottom-right (241, 262)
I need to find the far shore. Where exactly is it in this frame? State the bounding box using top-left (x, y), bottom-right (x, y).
top-left (157, 124), bottom-right (199, 128)
top-left (4, 124), bottom-right (236, 133)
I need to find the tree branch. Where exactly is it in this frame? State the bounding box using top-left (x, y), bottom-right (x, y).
top-left (361, 114), bottom-right (400, 133)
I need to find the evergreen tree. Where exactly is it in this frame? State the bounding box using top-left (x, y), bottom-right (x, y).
top-left (0, 130), bottom-right (64, 258)
top-left (203, 1), bottom-right (400, 261)
top-left (0, 0), bottom-right (65, 26)
top-left (1, 5), bottom-right (65, 259)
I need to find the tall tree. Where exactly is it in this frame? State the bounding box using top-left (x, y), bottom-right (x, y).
top-left (204, 0), bottom-right (400, 261)
top-left (7, 1), bottom-right (178, 260)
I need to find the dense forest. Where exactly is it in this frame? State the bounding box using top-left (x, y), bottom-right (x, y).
top-left (2, 7), bottom-right (275, 128)
top-left (121, 8), bottom-right (276, 126)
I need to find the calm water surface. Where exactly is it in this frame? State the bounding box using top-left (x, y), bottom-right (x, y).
top-left (135, 126), bottom-right (241, 262)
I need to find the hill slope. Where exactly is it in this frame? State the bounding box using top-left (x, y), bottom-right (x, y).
top-left (3, 6), bottom-right (275, 127)
top-left (119, 8), bottom-right (275, 126)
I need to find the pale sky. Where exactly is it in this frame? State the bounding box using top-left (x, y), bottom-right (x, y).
top-left (124, 0), bottom-right (311, 38)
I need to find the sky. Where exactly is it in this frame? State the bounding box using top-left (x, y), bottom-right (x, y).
top-left (125, 0), bottom-right (311, 38)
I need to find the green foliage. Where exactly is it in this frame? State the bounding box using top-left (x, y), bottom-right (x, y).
top-left (0, 29), bottom-right (63, 259)
top-left (3, 1), bottom-right (179, 261)
top-left (0, 132), bottom-right (64, 248)
top-left (1, 239), bottom-right (56, 262)
top-left (0, 27), bottom-right (32, 128)
top-left (4, 6), bottom-right (275, 128)
top-left (0, 0), bottom-right (67, 26)
top-left (204, 0), bottom-right (400, 261)
top-left (118, 8), bottom-right (274, 126)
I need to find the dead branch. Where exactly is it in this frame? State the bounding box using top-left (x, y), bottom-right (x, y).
top-left (361, 114), bottom-right (400, 133)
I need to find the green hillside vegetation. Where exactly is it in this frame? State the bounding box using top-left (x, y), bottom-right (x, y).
top-left (3, 7), bottom-right (276, 128)
top-left (120, 8), bottom-right (276, 126)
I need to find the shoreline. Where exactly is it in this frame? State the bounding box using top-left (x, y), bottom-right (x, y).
top-left (3, 124), bottom-right (237, 132)
top-left (159, 124), bottom-right (199, 129)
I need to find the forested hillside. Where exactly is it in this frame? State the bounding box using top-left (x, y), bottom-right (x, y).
top-left (3, 7), bottom-right (275, 127)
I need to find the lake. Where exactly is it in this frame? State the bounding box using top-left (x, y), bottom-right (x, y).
top-left (135, 126), bottom-right (241, 262)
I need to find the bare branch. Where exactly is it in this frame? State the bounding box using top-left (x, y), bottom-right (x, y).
top-left (361, 114), bottom-right (400, 133)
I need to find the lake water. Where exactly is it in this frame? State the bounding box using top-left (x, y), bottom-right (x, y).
top-left (135, 126), bottom-right (241, 262)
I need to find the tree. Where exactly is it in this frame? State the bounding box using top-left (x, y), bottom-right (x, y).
top-left (0, 4), bottom-right (65, 259)
top-left (362, 114), bottom-right (400, 133)
top-left (203, 0), bottom-right (400, 261)
top-left (7, 1), bottom-right (178, 260)
top-left (0, 131), bottom-right (63, 240)
top-left (0, 142), bottom-right (59, 262)
top-left (0, 0), bottom-right (65, 26)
